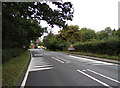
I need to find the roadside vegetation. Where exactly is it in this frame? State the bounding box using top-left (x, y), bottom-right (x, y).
top-left (2, 2), bottom-right (74, 87)
top-left (43, 25), bottom-right (120, 60)
top-left (2, 2), bottom-right (119, 87)
top-left (64, 51), bottom-right (119, 60)
top-left (2, 50), bottom-right (30, 87)
top-left (2, 2), bottom-right (73, 63)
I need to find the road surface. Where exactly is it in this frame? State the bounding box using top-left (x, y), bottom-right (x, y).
top-left (21, 49), bottom-right (120, 87)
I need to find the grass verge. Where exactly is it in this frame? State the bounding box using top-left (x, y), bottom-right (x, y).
top-left (45, 49), bottom-right (119, 60)
top-left (64, 51), bottom-right (119, 61)
top-left (2, 50), bottom-right (30, 87)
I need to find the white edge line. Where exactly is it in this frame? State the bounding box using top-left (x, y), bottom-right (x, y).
top-left (87, 69), bottom-right (120, 84)
top-left (70, 55), bottom-right (119, 66)
top-left (20, 52), bottom-right (32, 88)
top-left (77, 70), bottom-right (112, 88)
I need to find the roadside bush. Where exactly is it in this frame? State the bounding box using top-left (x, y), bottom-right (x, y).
top-left (73, 37), bottom-right (120, 56)
top-left (47, 38), bottom-right (69, 51)
top-left (2, 48), bottom-right (25, 63)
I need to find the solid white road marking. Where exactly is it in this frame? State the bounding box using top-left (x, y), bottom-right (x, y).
top-left (21, 53), bottom-right (33, 87)
top-left (30, 67), bottom-right (54, 71)
top-left (34, 65), bottom-right (53, 68)
top-left (77, 70), bottom-right (112, 88)
top-left (52, 57), bottom-right (64, 63)
top-left (20, 68), bottom-right (29, 87)
top-left (82, 70), bottom-right (87, 71)
top-left (87, 69), bottom-right (120, 84)
top-left (34, 54), bottom-right (43, 56)
top-left (69, 55), bottom-right (119, 66)
top-left (21, 54), bottom-right (53, 87)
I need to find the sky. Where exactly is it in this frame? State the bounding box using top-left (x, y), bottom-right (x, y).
top-left (40, 0), bottom-right (119, 40)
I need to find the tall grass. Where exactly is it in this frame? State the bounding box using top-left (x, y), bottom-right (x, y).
top-left (2, 50), bottom-right (30, 87)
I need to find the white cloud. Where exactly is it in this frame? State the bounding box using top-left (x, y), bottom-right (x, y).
top-left (66, 0), bottom-right (119, 31)
top-left (40, 0), bottom-right (119, 40)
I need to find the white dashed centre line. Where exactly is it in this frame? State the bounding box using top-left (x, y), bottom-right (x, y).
top-left (87, 69), bottom-right (120, 84)
top-left (52, 57), bottom-right (64, 63)
top-left (56, 56), bottom-right (71, 63)
top-left (77, 70), bottom-right (112, 88)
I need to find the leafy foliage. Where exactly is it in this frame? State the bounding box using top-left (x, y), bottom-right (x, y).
top-left (115, 28), bottom-right (120, 37)
top-left (56, 25), bottom-right (81, 42)
top-left (38, 41), bottom-right (43, 46)
top-left (3, 2), bottom-right (73, 48)
top-left (73, 37), bottom-right (120, 56)
top-left (56, 26), bottom-right (96, 43)
top-left (43, 32), bottom-right (70, 51)
top-left (96, 30), bottom-right (109, 40)
top-left (2, 48), bottom-right (25, 63)
top-left (3, 1), bottom-right (74, 62)
top-left (43, 25), bottom-right (119, 56)
top-left (81, 28), bottom-right (96, 42)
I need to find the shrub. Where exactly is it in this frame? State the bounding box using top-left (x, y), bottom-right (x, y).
top-left (2, 48), bottom-right (25, 63)
top-left (73, 37), bottom-right (120, 56)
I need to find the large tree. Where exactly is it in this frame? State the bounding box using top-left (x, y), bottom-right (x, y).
top-left (96, 30), bottom-right (109, 40)
top-left (81, 28), bottom-right (97, 42)
top-left (3, 2), bottom-right (73, 27)
top-left (56, 25), bottom-right (81, 42)
top-left (2, 1), bottom-right (74, 48)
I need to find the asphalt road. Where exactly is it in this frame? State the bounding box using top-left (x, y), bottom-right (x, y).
top-left (21, 49), bottom-right (120, 87)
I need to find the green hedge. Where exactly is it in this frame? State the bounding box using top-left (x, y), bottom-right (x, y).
top-left (2, 48), bottom-right (25, 63)
top-left (73, 38), bottom-right (120, 56)
top-left (46, 38), bottom-right (70, 51)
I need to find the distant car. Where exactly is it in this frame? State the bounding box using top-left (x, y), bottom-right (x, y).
top-left (38, 46), bottom-right (41, 49)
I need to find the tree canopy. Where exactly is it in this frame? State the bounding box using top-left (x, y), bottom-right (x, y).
top-left (56, 25), bottom-right (96, 43)
top-left (2, 1), bottom-right (74, 49)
